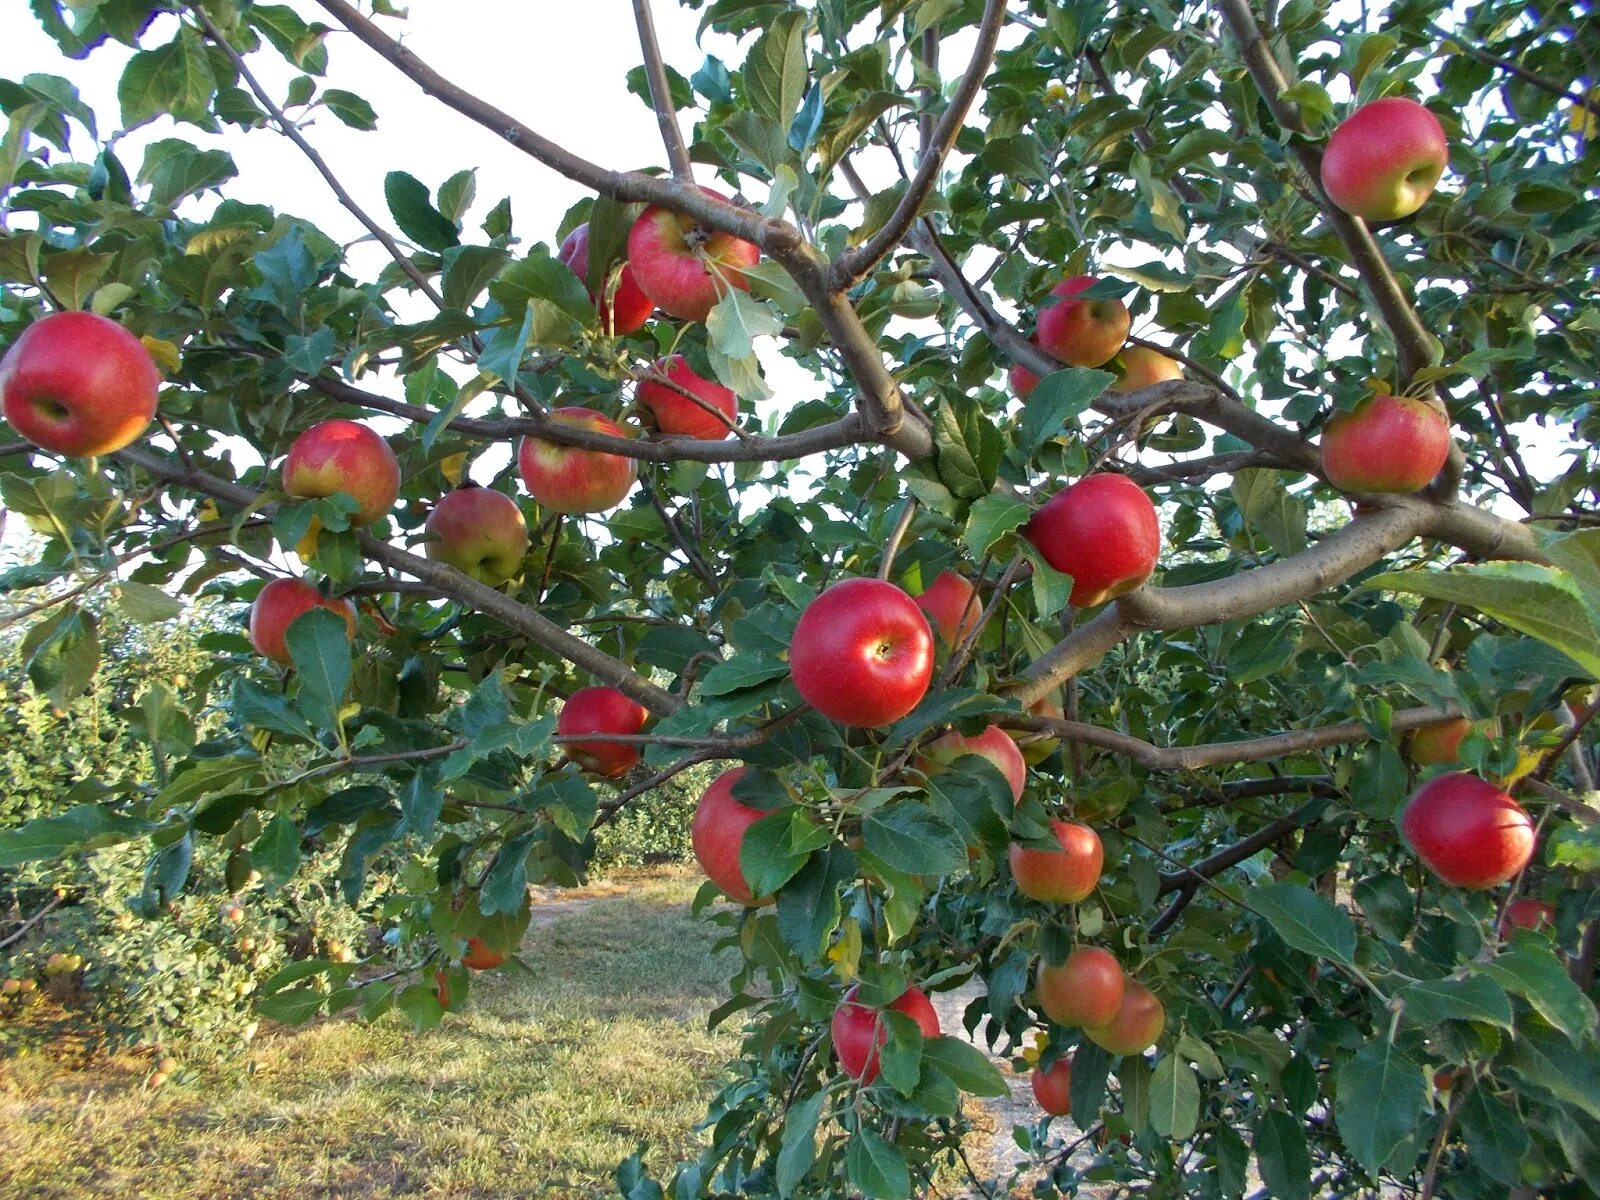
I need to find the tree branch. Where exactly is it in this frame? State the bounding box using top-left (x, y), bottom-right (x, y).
top-left (632, 0), bottom-right (693, 179)
top-left (1427, 23), bottom-right (1600, 117)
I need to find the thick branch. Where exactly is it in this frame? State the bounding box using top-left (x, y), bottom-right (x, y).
top-left (632, 0), bottom-right (693, 179)
top-left (830, 0), bottom-right (1006, 289)
top-left (113, 445), bottom-right (681, 716)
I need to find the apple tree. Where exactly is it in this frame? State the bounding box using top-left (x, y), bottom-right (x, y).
top-left (2, 0), bottom-right (1599, 1196)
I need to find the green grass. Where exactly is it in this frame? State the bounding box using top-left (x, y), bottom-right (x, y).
top-left (0, 870), bottom-right (738, 1199)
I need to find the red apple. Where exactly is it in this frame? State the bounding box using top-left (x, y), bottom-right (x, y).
top-left (557, 686), bottom-right (649, 778)
top-left (789, 578), bottom-right (934, 728)
top-left (1010, 819), bottom-right (1103, 903)
top-left (1083, 980), bottom-right (1165, 1056)
top-left (1009, 337), bottom-right (1053, 399)
top-left (1015, 694), bottom-right (1065, 766)
top-left (558, 222), bottom-right (654, 335)
top-left (434, 968), bottom-right (453, 1010)
top-left (1499, 898), bottom-right (1556, 938)
top-left (691, 767), bottom-right (773, 906)
top-left (461, 936), bottom-right (506, 970)
top-left (1035, 275), bottom-right (1130, 369)
top-left (1112, 345), bottom-right (1183, 393)
top-left (1407, 717), bottom-right (1473, 766)
top-left (1320, 393), bottom-right (1451, 494)
top-left (626, 186), bottom-right (760, 321)
top-left (918, 724), bottom-right (1027, 804)
top-left (1031, 1057), bottom-right (1073, 1116)
top-left (1433, 1067), bottom-right (1458, 1092)
top-left (637, 355), bottom-right (737, 440)
top-left (1320, 97), bottom-right (1448, 222)
top-left (248, 577), bottom-right (356, 664)
top-left (1024, 474), bottom-right (1160, 608)
top-left (1400, 772), bottom-right (1535, 889)
top-left (0, 310), bottom-right (160, 456)
top-left (281, 418), bottom-right (400, 526)
top-left (424, 484), bottom-right (530, 585)
top-left (1038, 946), bottom-right (1125, 1029)
top-left (830, 985), bottom-right (941, 1083)
top-left (518, 407), bottom-right (638, 514)
top-left (912, 570), bottom-right (981, 649)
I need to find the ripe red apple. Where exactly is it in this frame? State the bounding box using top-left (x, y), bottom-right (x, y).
top-left (1024, 474), bottom-right (1160, 607)
top-left (1008, 337), bottom-right (1053, 399)
top-left (830, 985), bottom-right (941, 1083)
top-left (1035, 275), bottom-right (1130, 369)
top-left (558, 222), bottom-right (654, 335)
top-left (1010, 819), bottom-right (1103, 903)
top-left (1083, 980), bottom-right (1165, 1056)
top-left (1400, 772), bottom-right (1535, 889)
top-left (1499, 898), bottom-right (1556, 938)
top-left (626, 186), bottom-right (760, 321)
top-left (557, 686), bottom-right (649, 778)
top-left (691, 767), bottom-right (773, 906)
top-left (1320, 97), bottom-right (1448, 222)
top-left (0, 310), bottom-right (160, 456)
top-left (1037, 946), bottom-right (1125, 1029)
top-left (1407, 717), bottom-right (1473, 766)
top-left (461, 936), bottom-right (506, 970)
top-left (1433, 1067), bottom-right (1459, 1092)
top-left (1014, 694), bottom-right (1065, 766)
top-left (281, 418), bottom-right (400, 526)
top-left (1112, 346), bottom-right (1183, 393)
top-left (912, 570), bottom-right (981, 648)
top-left (1031, 1057), bottom-right (1073, 1116)
top-left (424, 484), bottom-right (530, 585)
top-left (636, 355), bottom-right (737, 440)
top-left (518, 407), bottom-right (638, 514)
top-left (789, 578), bottom-right (934, 728)
top-left (434, 968), bottom-right (453, 1010)
top-left (918, 724), bottom-right (1027, 804)
top-left (1320, 393), bottom-right (1452, 494)
top-left (248, 577), bottom-right (356, 664)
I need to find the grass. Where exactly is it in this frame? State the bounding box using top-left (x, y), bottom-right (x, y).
top-left (0, 869), bottom-right (739, 1199)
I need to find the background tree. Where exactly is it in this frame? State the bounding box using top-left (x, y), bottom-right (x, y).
top-left (1, 0), bottom-right (1598, 1197)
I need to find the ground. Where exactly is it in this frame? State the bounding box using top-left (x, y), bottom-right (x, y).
top-left (0, 868), bottom-right (1077, 1199)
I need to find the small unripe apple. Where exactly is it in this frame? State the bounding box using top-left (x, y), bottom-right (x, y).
top-left (912, 570), bottom-right (981, 648)
top-left (1112, 345), bottom-right (1183, 393)
top-left (461, 936), bottom-right (506, 970)
top-left (1010, 820), bottom-right (1103, 903)
top-left (918, 725), bottom-right (1027, 804)
top-left (691, 767), bottom-right (774, 906)
top-left (158, 1056), bottom-right (179, 1075)
top-left (0, 310), bottom-right (160, 456)
top-left (518, 407), bottom-right (638, 513)
top-left (1400, 772), bottom-right (1535, 889)
top-left (1, 978), bottom-right (21, 996)
top-left (1407, 717), bottom-right (1473, 766)
top-left (222, 904), bottom-right (245, 924)
top-left (830, 985), bottom-right (941, 1083)
top-left (1031, 1057), bottom-right (1073, 1115)
top-left (1499, 898), bottom-right (1556, 938)
top-left (281, 419), bottom-right (400, 526)
top-left (1024, 474), bottom-right (1160, 608)
top-left (637, 355), bottom-right (737, 440)
top-left (248, 578), bottom-right (357, 664)
top-left (1321, 97), bottom-right (1448, 222)
top-left (1038, 946), bottom-right (1124, 1029)
top-left (1083, 980), bottom-right (1165, 1056)
top-left (1035, 275), bottom-right (1130, 368)
top-left (557, 686), bottom-right (649, 778)
top-left (626, 186), bottom-right (760, 321)
top-left (1320, 393), bottom-right (1452, 494)
top-left (558, 222), bottom-right (654, 335)
top-left (789, 578), bottom-right (934, 728)
top-left (424, 484), bottom-right (530, 585)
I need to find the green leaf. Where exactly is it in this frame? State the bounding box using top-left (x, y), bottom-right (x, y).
top-left (745, 10), bottom-right (807, 126)
top-left (136, 139), bottom-right (236, 209)
top-left (1333, 1039), bottom-right (1427, 1176)
top-left (922, 1035), bottom-right (1007, 1097)
top-left (1232, 469), bottom-right (1308, 558)
top-left (740, 809), bottom-right (813, 898)
top-left (1149, 1054), bottom-right (1200, 1140)
top-left (1504, 1023), bottom-right (1600, 1120)
top-left (932, 397), bottom-right (1001, 501)
top-left (400, 770), bottom-right (445, 837)
top-left (1119, 1054), bottom-right (1152, 1131)
top-left (1475, 934), bottom-right (1598, 1045)
top-left (384, 170), bottom-right (459, 252)
top-left (321, 88), bottom-right (377, 130)
top-left (707, 289), bottom-right (782, 359)
top-left (0, 804), bottom-right (155, 867)
top-left (252, 814), bottom-right (301, 891)
top-left (862, 803), bottom-right (967, 876)
top-left (844, 1131), bottom-right (908, 1200)
top-left (1364, 563), bottom-right (1600, 681)
top-left (479, 301), bottom-right (536, 383)
top-left (256, 985), bottom-right (327, 1024)
top-left (1255, 1109), bottom-right (1311, 1200)
top-left (396, 982), bottom-right (446, 1032)
top-left (962, 494), bottom-right (1029, 559)
top-left (155, 752), bottom-right (261, 809)
top-left (480, 831), bottom-right (537, 916)
top-left (1398, 975), bottom-right (1515, 1032)
top-left (1251, 882), bottom-right (1357, 967)
top-left (441, 244), bottom-right (510, 312)
top-left (286, 607), bottom-right (352, 734)
top-left (1020, 542), bottom-right (1073, 619)
top-left (776, 1089), bottom-right (824, 1197)
top-left (776, 846), bottom-right (854, 961)
top-left (1456, 1086), bottom-right (1528, 1185)
top-left (1069, 1041), bottom-right (1113, 1120)
top-left (231, 677), bottom-right (316, 740)
top-left (879, 1010), bottom-right (925, 1096)
top-left (23, 605), bottom-right (100, 705)
top-left (1019, 368), bottom-right (1110, 457)
top-left (118, 32), bottom-right (215, 129)
top-left (697, 655), bottom-right (790, 697)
